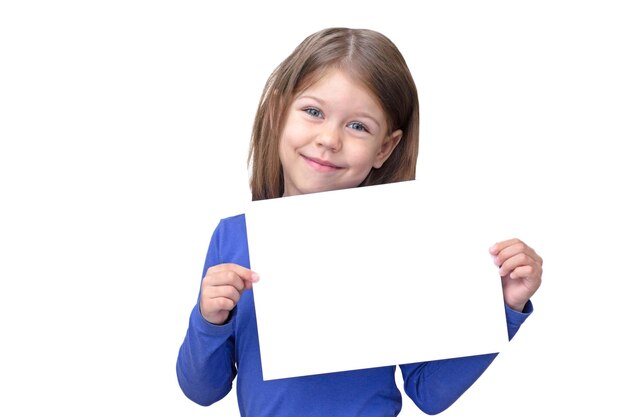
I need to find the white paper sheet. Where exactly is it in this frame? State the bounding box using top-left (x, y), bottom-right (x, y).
top-left (246, 180), bottom-right (509, 381)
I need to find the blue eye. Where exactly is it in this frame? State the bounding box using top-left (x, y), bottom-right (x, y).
top-left (347, 121), bottom-right (368, 132)
top-left (304, 107), bottom-right (323, 118)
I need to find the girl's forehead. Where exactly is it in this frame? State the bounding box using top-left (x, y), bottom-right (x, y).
top-left (296, 67), bottom-right (371, 97)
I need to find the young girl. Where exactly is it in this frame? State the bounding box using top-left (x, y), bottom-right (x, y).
top-left (177, 27), bottom-right (543, 416)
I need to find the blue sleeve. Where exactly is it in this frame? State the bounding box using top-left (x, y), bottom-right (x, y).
top-left (400, 302), bottom-right (533, 415)
top-left (176, 221), bottom-right (238, 406)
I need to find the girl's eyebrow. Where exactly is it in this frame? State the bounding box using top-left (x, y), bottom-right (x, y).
top-left (294, 94), bottom-right (326, 105)
top-left (294, 95), bottom-right (381, 129)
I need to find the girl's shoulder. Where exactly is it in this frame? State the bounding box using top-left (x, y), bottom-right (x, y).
top-left (212, 213), bottom-right (250, 267)
top-left (217, 213), bottom-right (246, 232)
top-left (212, 213), bottom-right (247, 247)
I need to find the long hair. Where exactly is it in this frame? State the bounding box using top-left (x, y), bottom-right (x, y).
top-left (248, 27), bottom-right (419, 200)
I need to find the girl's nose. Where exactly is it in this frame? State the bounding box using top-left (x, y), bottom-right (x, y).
top-left (316, 124), bottom-right (342, 152)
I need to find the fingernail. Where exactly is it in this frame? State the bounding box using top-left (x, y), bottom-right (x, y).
top-left (251, 272), bottom-right (260, 282)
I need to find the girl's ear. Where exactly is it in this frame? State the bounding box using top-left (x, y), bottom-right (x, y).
top-left (373, 129), bottom-right (403, 168)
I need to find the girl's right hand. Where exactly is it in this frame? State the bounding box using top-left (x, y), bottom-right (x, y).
top-left (200, 263), bottom-right (259, 325)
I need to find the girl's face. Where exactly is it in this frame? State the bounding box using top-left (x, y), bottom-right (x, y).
top-left (279, 68), bottom-right (402, 197)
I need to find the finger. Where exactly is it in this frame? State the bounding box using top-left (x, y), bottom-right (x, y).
top-left (200, 282), bottom-right (246, 324)
top-left (204, 284), bottom-right (242, 305)
top-left (206, 297), bottom-right (236, 314)
top-left (489, 238), bottom-right (522, 256)
top-left (208, 263), bottom-right (260, 284)
top-left (508, 265), bottom-right (534, 280)
top-left (204, 270), bottom-right (246, 292)
top-left (492, 240), bottom-right (541, 267)
top-left (200, 285), bottom-right (242, 324)
top-left (499, 252), bottom-right (539, 277)
top-left (205, 265), bottom-right (260, 291)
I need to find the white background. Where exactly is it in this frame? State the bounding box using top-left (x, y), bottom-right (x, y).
top-left (1, 1), bottom-right (624, 415)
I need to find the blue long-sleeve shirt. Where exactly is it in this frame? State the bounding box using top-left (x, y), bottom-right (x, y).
top-left (176, 214), bottom-right (532, 416)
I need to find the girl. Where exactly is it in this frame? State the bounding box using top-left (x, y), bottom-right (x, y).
top-left (177, 27), bottom-right (543, 416)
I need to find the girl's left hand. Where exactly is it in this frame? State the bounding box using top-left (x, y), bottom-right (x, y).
top-left (489, 238), bottom-right (543, 312)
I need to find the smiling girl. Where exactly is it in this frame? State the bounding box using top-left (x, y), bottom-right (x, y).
top-left (176, 27), bottom-right (542, 416)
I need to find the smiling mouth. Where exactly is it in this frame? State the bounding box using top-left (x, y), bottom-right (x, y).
top-left (302, 155), bottom-right (343, 172)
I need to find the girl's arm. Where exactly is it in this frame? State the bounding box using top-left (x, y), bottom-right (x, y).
top-left (176, 302), bottom-right (237, 405)
top-left (400, 303), bottom-right (532, 415)
top-left (176, 220), bottom-right (256, 406)
top-left (401, 238), bottom-right (541, 414)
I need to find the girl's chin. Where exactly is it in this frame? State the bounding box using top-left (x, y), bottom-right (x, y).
top-left (284, 183), bottom-right (356, 197)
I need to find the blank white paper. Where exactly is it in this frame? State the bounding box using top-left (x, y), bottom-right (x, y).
top-left (245, 180), bottom-right (509, 381)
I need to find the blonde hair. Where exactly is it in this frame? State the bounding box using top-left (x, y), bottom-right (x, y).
top-left (248, 27), bottom-right (419, 201)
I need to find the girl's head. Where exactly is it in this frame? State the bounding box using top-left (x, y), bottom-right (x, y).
top-left (248, 27), bottom-right (419, 200)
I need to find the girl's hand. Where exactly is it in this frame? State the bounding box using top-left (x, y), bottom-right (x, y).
top-left (489, 239), bottom-right (543, 312)
top-left (200, 263), bottom-right (259, 325)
